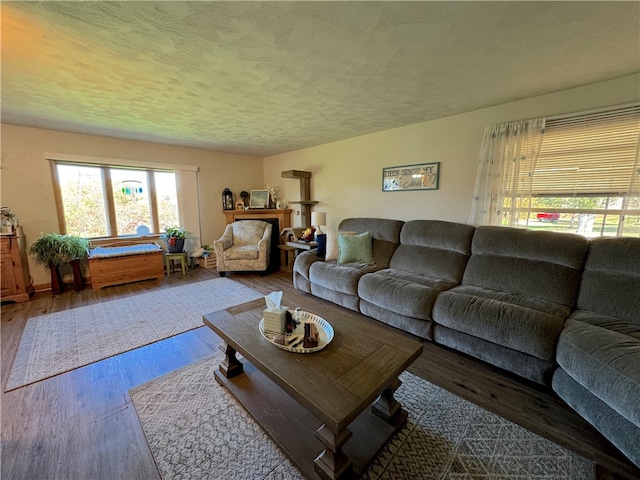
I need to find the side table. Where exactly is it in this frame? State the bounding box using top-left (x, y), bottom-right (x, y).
top-left (277, 245), bottom-right (297, 271)
top-left (165, 252), bottom-right (188, 276)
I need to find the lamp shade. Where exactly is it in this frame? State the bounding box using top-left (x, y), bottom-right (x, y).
top-left (311, 212), bottom-right (326, 227)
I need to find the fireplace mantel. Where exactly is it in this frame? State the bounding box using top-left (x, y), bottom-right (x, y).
top-left (222, 209), bottom-right (292, 232)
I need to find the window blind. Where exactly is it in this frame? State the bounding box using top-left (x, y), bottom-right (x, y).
top-left (532, 105), bottom-right (640, 196)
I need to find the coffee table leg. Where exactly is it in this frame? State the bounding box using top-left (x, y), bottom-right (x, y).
top-left (219, 343), bottom-right (244, 378)
top-left (314, 425), bottom-right (353, 480)
top-left (372, 378), bottom-right (407, 426)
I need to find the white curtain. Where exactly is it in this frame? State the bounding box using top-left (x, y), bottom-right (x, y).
top-left (469, 118), bottom-right (546, 227)
top-left (622, 133), bottom-right (640, 235)
top-left (175, 169), bottom-right (201, 255)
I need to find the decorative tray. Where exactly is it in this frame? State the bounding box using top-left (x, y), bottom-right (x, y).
top-left (259, 311), bottom-right (334, 353)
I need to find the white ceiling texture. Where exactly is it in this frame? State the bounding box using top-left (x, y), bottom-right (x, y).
top-left (2, 1), bottom-right (639, 157)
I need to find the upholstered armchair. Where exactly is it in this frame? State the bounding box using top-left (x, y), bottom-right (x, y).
top-left (213, 220), bottom-right (272, 276)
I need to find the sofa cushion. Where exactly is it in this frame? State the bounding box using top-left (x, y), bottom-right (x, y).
top-left (576, 236), bottom-right (640, 324)
top-left (338, 218), bottom-right (404, 268)
top-left (462, 226), bottom-right (588, 307)
top-left (310, 283), bottom-right (360, 311)
top-left (556, 319), bottom-right (640, 429)
top-left (570, 310), bottom-right (640, 340)
top-left (433, 284), bottom-right (569, 362)
top-left (434, 324), bottom-right (556, 384)
top-left (325, 230), bottom-right (355, 261)
top-left (359, 268), bottom-right (457, 321)
top-left (360, 299), bottom-right (433, 340)
top-left (309, 260), bottom-right (376, 296)
top-left (553, 368), bottom-right (640, 468)
top-left (338, 232), bottom-right (374, 265)
top-left (389, 220), bottom-right (475, 282)
top-left (316, 233), bottom-right (327, 257)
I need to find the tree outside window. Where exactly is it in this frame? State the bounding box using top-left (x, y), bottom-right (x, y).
top-left (54, 162), bottom-right (178, 239)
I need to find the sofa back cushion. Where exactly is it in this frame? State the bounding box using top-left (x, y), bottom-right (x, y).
top-left (577, 237), bottom-right (640, 324)
top-left (390, 220), bottom-right (475, 283)
top-left (463, 226), bottom-right (589, 307)
top-left (338, 218), bottom-right (404, 268)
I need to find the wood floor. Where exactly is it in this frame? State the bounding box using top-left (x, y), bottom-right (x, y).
top-left (2, 268), bottom-right (638, 480)
top-left (1, 268), bottom-right (294, 480)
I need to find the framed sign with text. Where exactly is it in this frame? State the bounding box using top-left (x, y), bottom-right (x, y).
top-left (382, 162), bottom-right (440, 192)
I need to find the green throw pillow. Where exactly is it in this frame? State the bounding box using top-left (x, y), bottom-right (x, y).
top-left (337, 232), bottom-right (374, 265)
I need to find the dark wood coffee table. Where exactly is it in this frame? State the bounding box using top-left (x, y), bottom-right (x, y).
top-left (202, 291), bottom-right (423, 480)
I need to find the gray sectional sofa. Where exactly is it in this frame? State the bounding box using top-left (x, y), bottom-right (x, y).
top-left (293, 217), bottom-right (640, 471)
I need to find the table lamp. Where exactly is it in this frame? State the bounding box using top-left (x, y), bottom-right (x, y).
top-left (311, 212), bottom-right (326, 236)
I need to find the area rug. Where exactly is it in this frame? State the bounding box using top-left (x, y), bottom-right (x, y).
top-left (5, 278), bottom-right (261, 391)
top-left (130, 355), bottom-right (595, 480)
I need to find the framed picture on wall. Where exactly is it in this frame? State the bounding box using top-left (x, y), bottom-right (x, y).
top-left (250, 189), bottom-right (270, 208)
top-left (382, 162), bottom-right (440, 192)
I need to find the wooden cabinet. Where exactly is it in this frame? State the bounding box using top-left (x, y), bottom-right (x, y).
top-left (1, 233), bottom-right (34, 303)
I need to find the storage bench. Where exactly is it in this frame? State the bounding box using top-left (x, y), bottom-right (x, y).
top-left (88, 242), bottom-right (165, 290)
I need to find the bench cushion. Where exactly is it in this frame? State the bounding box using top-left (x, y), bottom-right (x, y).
top-left (89, 243), bottom-right (162, 258)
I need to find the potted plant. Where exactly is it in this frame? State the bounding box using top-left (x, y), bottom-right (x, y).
top-left (196, 244), bottom-right (216, 269)
top-left (160, 226), bottom-right (190, 253)
top-left (29, 233), bottom-right (90, 294)
top-left (0, 207), bottom-right (16, 234)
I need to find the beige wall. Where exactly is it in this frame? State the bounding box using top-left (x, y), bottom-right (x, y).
top-left (264, 74), bottom-right (640, 230)
top-left (0, 125), bottom-right (263, 286)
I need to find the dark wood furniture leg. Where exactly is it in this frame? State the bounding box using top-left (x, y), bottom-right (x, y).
top-left (218, 343), bottom-right (243, 379)
top-left (314, 425), bottom-right (353, 480)
top-left (372, 378), bottom-right (408, 428)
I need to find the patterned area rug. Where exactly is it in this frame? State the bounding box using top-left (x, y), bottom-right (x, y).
top-left (130, 355), bottom-right (595, 480)
top-left (6, 279), bottom-right (261, 391)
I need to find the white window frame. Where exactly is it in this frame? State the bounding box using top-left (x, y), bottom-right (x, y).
top-left (46, 153), bottom-right (201, 250)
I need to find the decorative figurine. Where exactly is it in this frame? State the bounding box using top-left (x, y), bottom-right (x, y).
top-left (285, 310), bottom-right (293, 334)
top-left (303, 322), bottom-right (318, 348)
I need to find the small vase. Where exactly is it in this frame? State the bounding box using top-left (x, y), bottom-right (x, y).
top-left (168, 238), bottom-right (185, 253)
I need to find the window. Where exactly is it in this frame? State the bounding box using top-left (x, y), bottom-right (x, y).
top-left (52, 160), bottom-right (178, 239)
top-left (505, 106), bottom-right (640, 237)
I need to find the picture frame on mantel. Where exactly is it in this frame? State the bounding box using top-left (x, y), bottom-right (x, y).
top-left (249, 189), bottom-right (270, 208)
top-left (382, 162), bottom-right (440, 192)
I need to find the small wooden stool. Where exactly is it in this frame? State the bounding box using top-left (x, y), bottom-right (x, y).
top-left (165, 252), bottom-right (188, 276)
top-left (278, 245), bottom-right (297, 271)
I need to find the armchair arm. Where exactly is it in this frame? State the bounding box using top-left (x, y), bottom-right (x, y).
top-left (257, 224), bottom-right (272, 260)
top-left (213, 225), bottom-right (233, 257)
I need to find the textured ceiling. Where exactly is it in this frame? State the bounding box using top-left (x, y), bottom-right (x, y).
top-left (2, 1), bottom-right (639, 157)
